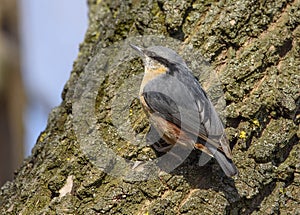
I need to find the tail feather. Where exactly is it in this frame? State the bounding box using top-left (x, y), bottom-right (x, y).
top-left (213, 149), bottom-right (238, 177)
top-left (196, 138), bottom-right (238, 177)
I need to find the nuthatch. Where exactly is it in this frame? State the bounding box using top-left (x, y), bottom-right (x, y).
top-left (130, 44), bottom-right (238, 177)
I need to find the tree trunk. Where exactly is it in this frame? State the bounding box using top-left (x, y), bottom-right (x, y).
top-left (1, 0), bottom-right (299, 214)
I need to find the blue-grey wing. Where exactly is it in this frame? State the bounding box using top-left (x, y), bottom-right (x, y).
top-left (142, 65), bottom-right (232, 158)
top-left (173, 66), bottom-right (232, 157)
top-left (142, 73), bottom-right (207, 137)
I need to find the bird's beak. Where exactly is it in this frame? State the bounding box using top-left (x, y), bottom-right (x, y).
top-left (130, 44), bottom-right (144, 56)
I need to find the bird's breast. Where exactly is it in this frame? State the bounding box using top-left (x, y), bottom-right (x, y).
top-left (139, 67), bottom-right (168, 95)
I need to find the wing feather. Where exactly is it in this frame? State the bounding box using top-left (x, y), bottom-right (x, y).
top-left (142, 64), bottom-right (232, 157)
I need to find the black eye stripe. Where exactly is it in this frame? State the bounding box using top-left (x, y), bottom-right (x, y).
top-left (154, 57), bottom-right (178, 69)
top-left (152, 56), bottom-right (168, 64)
top-left (143, 50), bottom-right (155, 57)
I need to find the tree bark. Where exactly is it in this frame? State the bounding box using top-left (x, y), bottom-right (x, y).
top-left (1, 0), bottom-right (299, 214)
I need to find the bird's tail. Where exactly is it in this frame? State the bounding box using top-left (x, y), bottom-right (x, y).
top-left (212, 149), bottom-right (238, 177)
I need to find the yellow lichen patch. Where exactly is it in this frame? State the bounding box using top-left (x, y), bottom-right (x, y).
top-left (129, 108), bottom-right (133, 116)
top-left (251, 118), bottom-right (260, 127)
top-left (239, 131), bottom-right (247, 139)
top-left (279, 187), bottom-right (285, 194)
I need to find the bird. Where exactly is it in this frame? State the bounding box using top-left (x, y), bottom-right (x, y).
top-left (130, 44), bottom-right (238, 177)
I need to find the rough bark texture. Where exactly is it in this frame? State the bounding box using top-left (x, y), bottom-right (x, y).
top-left (1, 0), bottom-right (299, 214)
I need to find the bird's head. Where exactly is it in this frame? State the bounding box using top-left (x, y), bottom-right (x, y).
top-left (130, 44), bottom-right (187, 73)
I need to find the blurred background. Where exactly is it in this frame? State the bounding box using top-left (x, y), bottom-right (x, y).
top-left (0, 0), bottom-right (88, 186)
